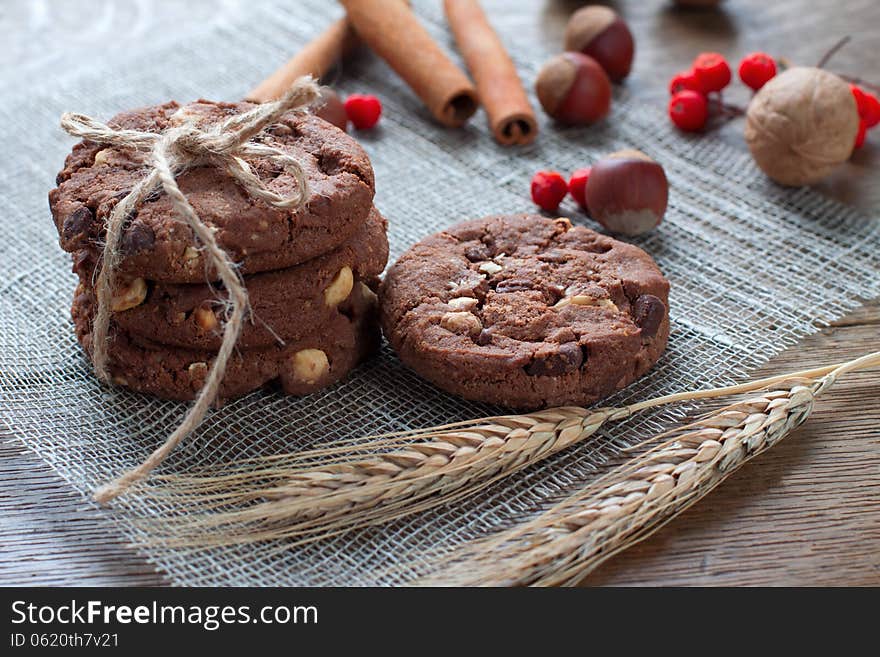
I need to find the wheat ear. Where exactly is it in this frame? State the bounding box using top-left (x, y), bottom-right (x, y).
top-left (140, 352), bottom-right (878, 549)
top-left (413, 351), bottom-right (880, 586)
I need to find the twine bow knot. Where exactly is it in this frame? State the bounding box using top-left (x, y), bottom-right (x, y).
top-left (59, 78), bottom-right (321, 503)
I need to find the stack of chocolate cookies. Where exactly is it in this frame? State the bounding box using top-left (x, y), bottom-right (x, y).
top-left (49, 100), bottom-right (388, 401)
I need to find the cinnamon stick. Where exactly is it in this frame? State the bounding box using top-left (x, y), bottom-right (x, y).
top-left (246, 18), bottom-right (359, 103)
top-left (340, 0), bottom-right (478, 127)
top-left (444, 0), bottom-right (537, 145)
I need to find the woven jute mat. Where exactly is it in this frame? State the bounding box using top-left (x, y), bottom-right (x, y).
top-left (1, 0), bottom-right (878, 585)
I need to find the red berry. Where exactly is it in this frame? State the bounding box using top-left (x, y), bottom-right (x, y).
top-left (669, 69), bottom-right (703, 95)
top-left (668, 90), bottom-right (708, 132)
top-left (530, 171), bottom-right (568, 211)
top-left (344, 94), bottom-right (382, 129)
top-left (692, 52), bottom-right (732, 93)
top-left (865, 96), bottom-right (880, 128)
top-left (854, 119), bottom-right (867, 150)
top-left (568, 168), bottom-right (592, 209)
top-left (851, 85), bottom-right (880, 128)
top-left (738, 52), bottom-right (777, 91)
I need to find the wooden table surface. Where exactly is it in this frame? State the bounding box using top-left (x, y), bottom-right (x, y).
top-left (2, 0), bottom-right (878, 586)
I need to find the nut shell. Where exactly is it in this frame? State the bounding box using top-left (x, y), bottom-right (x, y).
top-left (535, 52), bottom-right (611, 125)
top-left (744, 67), bottom-right (859, 186)
top-left (563, 6), bottom-right (634, 82)
top-left (585, 150), bottom-right (668, 236)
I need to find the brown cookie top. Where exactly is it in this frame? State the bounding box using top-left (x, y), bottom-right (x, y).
top-left (51, 100), bottom-right (375, 283)
top-left (380, 214), bottom-right (670, 409)
top-left (74, 207), bottom-right (388, 351)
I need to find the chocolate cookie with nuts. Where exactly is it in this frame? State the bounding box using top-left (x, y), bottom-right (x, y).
top-left (50, 101), bottom-right (375, 283)
top-left (380, 214), bottom-right (670, 409)
top-left (71, 279), bottom-right (379, 401)
top-left (73, 207), bottom-right (388, 351)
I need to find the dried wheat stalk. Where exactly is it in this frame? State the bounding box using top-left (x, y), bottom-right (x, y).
top-left (414, 350), bottom-right (880, 586)
top-left (141, 352), bottom-right (878, 549)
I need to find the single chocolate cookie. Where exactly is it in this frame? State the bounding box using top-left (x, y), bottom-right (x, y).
top-left (73, 207), bottom-right (388, 351)
top-left (51, 100), bottom-right (375, 283)
top-left (72, 281), bottom-right (379, 402)
top-left (380, 214), bottom-right (670, 409)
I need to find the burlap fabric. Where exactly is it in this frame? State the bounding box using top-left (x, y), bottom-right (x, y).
top-left (1, 0), bottom-right (878, 585)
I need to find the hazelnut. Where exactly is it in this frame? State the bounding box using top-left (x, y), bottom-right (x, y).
top-left (440, 311), bottom-right (482, 335)
top-left (744, 67), bottom-right (859, 187)
top-left (183, 246), bottom-right (200, 262)
top-left (563, 6), bottom-right (634, 83)
top-left (584, 149), bottom-right (668, 236)
top-left (291, 349), bottom-right (330, 384)
top-left (313, 87), bottom-right (348, 132)
top-left (110, 278), bottom-right (147, 311)
top-left (193, 306), bottom-right (218, 332)
top-left (324, 266), bottom-right (354, 307)
top-left (535, 52), bottom-right (611, 125)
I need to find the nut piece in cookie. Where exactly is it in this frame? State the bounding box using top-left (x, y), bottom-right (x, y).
top-left (324, 266), bottom-right (354, 307)
top-left (440, 311), bottom-right (482, 336)
top-left (193, 306), bottom-right (218, 332)
top-left (111, 278), bottom-right (147, 312)
top-left (291, 349), bottom-right (330, 384)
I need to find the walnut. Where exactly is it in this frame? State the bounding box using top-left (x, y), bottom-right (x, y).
top-left (744, 67), bottom-right (859, 186)
top-left (324, 266), bottom-right (354, 307)
top-left (290, 349), bottom-right (330, 384)
top-left (110, 278), bottom-right (147, 311)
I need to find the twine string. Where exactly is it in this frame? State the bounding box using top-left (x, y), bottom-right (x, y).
top-left (59, 78), bottom-right (320, 503)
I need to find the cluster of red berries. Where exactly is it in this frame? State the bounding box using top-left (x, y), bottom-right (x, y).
top-left (344, 94), bottom-right (382, 130)
top-left (667, 51), bottom-right (879, 150)
top-left (668, 52), bottom-right (774, 132)
top-left (851, 84), bottom-right (880, 149)
top-left (530, 169), bottom-right (591, 212)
